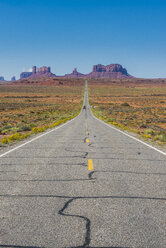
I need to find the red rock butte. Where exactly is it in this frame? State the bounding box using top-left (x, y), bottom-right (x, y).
top-left (64, 68), bottom-right (85, 78)
top-left (88, 64), bottom-right (132, 78)
top-left (20, 66), bottom-right (55, 79)
top-left (20, 64), bottom-right (133, 80)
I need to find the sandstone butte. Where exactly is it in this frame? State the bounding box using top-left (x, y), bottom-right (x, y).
top-left (20, 64), bottom-right (133, 80)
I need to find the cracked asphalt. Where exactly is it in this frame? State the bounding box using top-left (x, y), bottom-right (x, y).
top-left (0, 81), bottom-right (165, 248)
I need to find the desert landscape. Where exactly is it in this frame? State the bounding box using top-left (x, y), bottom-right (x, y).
top-left (0, 1), bottom-right (166, 247)
top-left (0, 78), bottom-right (84, 145)
top-left (88, 78), bottom-right (166, 146)
top-left (1, 77), bottom-right (166, 148)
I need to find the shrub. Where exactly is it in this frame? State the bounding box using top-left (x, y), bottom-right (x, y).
top-left (154, 134), bottom-right (166, 142)
top-left (142, 134), bottom-right (151, 139)
top-left (0, 124), bottom-right (14, 134)
top-left (20, 133), bottom-right (31, 139)
top-left (3, 124), bottom-right (13, 129)
top-left (144, 129), bottom-right (155, 135)
top-left (107, 118), bottom-right (114, 122)
top-left (112, 121), bottom-right (118, 125)
top-left (1, 127), bottom-right (18, 134)
top-left (1, 137), bottom-right (8, 144)
top-left (43, 124), bottom-right (50, 130)
top-left (18, 125), bottom-right (32, 132)
top-left (1, 132), bottom-right (31, 144)
top-left (159, 119), bottom-right (166, 123)
top-left (29, 123), bottom-right (37, 128)
top-left (32, 127), bottom-right (45, 134)
top-left (8, 133), bottom-right (21, 142)
top-left (140, 124), bottom-right (148, 128)
top-left (160, 134), bottom-right (166, 142)
top-left (121, 103), bottom-right (130, 107)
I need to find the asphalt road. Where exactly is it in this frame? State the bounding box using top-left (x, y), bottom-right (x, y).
top-left (0, 81), bottom-right (165, 248)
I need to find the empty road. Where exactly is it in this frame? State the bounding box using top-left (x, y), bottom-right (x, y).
top-left (0, 81), bottom-right (166, 248)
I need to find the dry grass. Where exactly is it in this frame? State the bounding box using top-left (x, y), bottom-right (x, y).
top-left (0, 78), bottom-right (84, 145)
top-left (88, 78), bottom-right (166, 145)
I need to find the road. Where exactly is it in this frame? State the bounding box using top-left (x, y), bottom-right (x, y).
top-left (0, 81), bottom-right (166, 248)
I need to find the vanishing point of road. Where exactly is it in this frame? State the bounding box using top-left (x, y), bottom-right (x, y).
top-left (0, 81), bottom-right (165, 248)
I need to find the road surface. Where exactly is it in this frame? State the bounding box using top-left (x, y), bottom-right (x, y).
top-left (0, 81), bottom-right (165, 248)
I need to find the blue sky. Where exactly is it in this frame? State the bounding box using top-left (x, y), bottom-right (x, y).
top-left (0, 0), bottom-right (166, 80)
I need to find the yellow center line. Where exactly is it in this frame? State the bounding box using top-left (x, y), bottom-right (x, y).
top-left (86, 139), bottom-right (90, 143)
top-left (88, 159), bottom-right (94, 171)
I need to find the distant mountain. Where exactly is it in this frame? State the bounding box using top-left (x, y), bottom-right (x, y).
top-left (20, 72), bottom-right (32, 79)
top-left (63, 64), bottom-right (132, 78)
top-left (11, 76), bottom-right (16, 81)
top-left (64, 68), bottom-right (86, 78)
top-left (87, 64), bottom-right (132, 78)
top-left (0, 76), bottom-right (5, 81)
top-left (19, 64), bottom-right (133, 80)
top-left (20, 66), bottom-right (55, 79)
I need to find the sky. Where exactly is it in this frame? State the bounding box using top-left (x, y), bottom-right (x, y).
top-left (0, 0), bottom-right (166, 80)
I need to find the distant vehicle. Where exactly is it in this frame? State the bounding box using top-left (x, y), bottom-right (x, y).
top-left (83, 106), bottom-right (86, 110)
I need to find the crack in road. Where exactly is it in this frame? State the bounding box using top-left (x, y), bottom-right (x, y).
top-left (59, 198), bottom-right (91, 248)
top-left (0, 246), bottom-right (45, 248)
top-left (88, 171), bottom-right (95, 180)
top-left (83, 152), bottom-right (88, 159)
top-left (1, 195), bottom-right (165, 200)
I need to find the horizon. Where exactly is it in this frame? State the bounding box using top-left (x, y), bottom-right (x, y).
top-left (0, 0), bottom-right (166, 80)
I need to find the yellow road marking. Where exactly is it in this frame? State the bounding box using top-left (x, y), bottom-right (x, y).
top-left (86, 139), bottom-right (90, 143)
top-left (88, 159), bottom-right (94, 170)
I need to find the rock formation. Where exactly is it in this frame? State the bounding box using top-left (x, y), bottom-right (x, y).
top-left (20, 72), bottom-right (32, 79)
top-left (36, 66), bottom-right (51, 74)
top-left (63, 64), bottom-right (132, 78)
top-left (32, 66), bottom-right (37, 74)
top-left (87, 64), bottom-right (132, 78)
top-left (19, 63), bottom-right (133, 80)
top-left (0, 76), bottom-right (5, 81)
top-left (64, 68), bottom-right (85, 78)
top-left (11, 76), bottom-right (16, 81)
top-left (20, 66), bottom-right (55, 79)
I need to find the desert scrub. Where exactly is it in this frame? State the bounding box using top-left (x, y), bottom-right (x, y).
top-left (32, 127), bottom-right (45, 134)
top-left (18, 125), bottom-right (32, 132)
top-left (153, 134), bottom-right (166, 142)
top-left (144, 129), bottom-right (155, 135)
top-left (88, 80), bottom-right (166, 144)
top-left (1, 133), bottom-right (31, 144)
top-left (0, 80), bottom-right (84, 144)
top-left (121, 102), bottom-right (130, 107)
top-left (0, 112), bottom-right (80, 145)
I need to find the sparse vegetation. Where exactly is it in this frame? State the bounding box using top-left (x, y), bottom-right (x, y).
top-left (0, 78), bottom-right (84, 145)
top-left (88, 78), bottom-right (166, 146)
